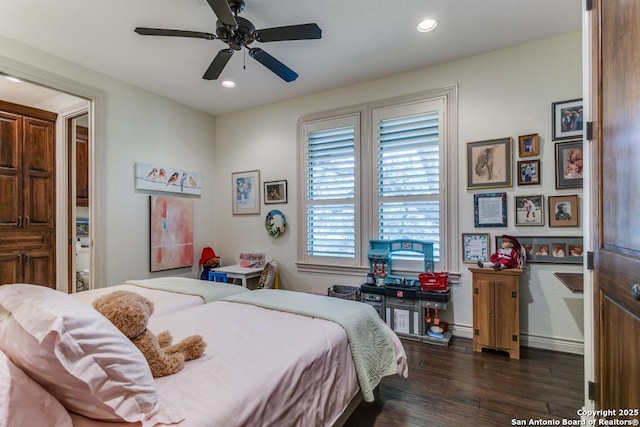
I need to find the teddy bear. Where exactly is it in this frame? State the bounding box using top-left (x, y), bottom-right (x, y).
top-left (92, 290), bottom-right (206, 378)
top-left (477, 234), bottom-right (525, 270)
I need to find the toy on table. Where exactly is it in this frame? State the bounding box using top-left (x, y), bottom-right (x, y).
top-left (477, 235), bottom-right (526, 270)
top-left (199, 246), bottom-right (220, 280)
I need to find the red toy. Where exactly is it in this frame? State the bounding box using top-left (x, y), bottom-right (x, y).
top-left (477, 235), bottom-right (525, 270)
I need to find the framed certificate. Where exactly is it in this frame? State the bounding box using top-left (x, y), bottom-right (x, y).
top-left (462, 233), bottom-right (490, 264)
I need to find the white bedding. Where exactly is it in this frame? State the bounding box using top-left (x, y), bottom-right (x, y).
top-left (72, 277), bottom-right (248, 317)
top-left (69, 300), bottom-right (407, 427)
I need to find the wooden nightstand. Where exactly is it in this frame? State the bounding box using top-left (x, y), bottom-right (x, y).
top-left (469, 267), bottom-right (523, 359)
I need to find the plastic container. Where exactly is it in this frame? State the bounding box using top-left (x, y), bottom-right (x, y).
top-left (239, 251), bottom-right (265, 268)
top-left (327, 285), bottom-right (361, 301)
top-left (418, 272), bottom-right (449, 292)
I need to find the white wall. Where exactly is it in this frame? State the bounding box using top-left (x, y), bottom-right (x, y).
top-left (0, 35), bottom-right (217, 287)
top-left (214, 32), bottom-right (584, 353)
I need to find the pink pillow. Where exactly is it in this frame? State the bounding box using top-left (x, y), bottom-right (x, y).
top-left (0, 284), bottom-right (183, 426)
top-left (0, 349), bottom-right (73, 427)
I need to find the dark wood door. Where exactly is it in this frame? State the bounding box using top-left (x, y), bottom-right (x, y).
top-left (22, 116), bottom-right (55, 229)
top-left (594, 0), bottom-right (640, 410)
top-left (75, 125), bottom-right (89, 207)
top-left (0, 110), bottom-right (22, 230)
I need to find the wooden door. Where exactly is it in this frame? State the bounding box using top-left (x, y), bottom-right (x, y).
top-left (75, 125), bottom-right (89, 207)
top-left (0, 251), bottom-right (24, 284)
top-left (494, 278), bottom-right (518, 357)
top-left (593, 0), bottom-right (640, 410)
top-left (472, 276), bottom-right (494, 350)
top-left (22, 116), bottom-right (55, 229)
top-left (0, 110), bottom-right (22, 230)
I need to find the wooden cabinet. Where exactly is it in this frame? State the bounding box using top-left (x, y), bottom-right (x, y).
top-left (75, 125), bottom-right (89, 206)
top-left (470, 267), bottom-right (522, 359)
top-left (0, 100), bottom-right (57, 288)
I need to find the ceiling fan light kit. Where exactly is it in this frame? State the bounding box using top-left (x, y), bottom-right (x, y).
top-left (134, 0), bottom-right (322, 82)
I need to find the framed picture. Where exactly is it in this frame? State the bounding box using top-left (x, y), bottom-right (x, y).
top-left (76, 218), bottom-right (89, 236)
top-left (474, 192), bottom-right (507, 227)
top-left (518, 133), bottom-right (540, 157)
top-left (149, 196), bottom-right (194, 272)
top-left (462, 233), bottom-right (491, 264)
top-left (517, 159), bottom-right (541, 186)
top-left (514, 195), bottom-right (544, 226)
top-left (466, 137), bottom-right (513, 189)
top-left (552, 98), bottom-right (583, 141)
top-left (555, 141), bottom-right (583, 189)
top-left (135, 162), bottom-right (203, 196)
top-left (264, 180), bottom-right (288, 204)
top-left (232, 170), bottom-right (260, 215)
top-left (505, 235), bottom-right (584, 264)
top-left (548, 194), bottom-right (579, 227)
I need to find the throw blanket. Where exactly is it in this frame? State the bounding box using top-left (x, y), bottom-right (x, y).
top-left (124, 277), bottom-right (248, 303)
top-left (221, 289), bottom-right (398, 402)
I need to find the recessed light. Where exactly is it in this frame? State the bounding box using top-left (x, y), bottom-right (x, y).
top-left (221, 80), bottom-right (236, 88)
top-left (417, 18), bottom-right (438, 33)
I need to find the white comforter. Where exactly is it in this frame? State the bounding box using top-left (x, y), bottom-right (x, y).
top-left (70, 299), bottom-right (407, 426)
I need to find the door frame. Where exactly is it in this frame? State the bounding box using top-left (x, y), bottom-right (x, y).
top-left (0, 56), bottom-right (106, 294)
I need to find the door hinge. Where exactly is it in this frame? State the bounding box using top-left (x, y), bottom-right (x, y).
top-left (474, 329), bottom-right (480, 336)
top-left (512, 291), bottom-right (517, 298)
top-left (512, 335), bottom-right (518, 342)
top-left (474, 287), bottom-right (479, 294)
top-left (586, 121), bottom-right (594, 140)
top-left (588, 381), bottom-right (596, 400)
top-left (587, 251), bottom-right (594, 270)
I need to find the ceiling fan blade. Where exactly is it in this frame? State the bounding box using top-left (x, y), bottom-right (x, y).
top-left (135, 27), bottom-right (216, 40)
top-left (203, 48), bottom-right (234, 80)
top-left (206, 0), bottom-right (237, 27)
top-left (254, 23), bottom-right (321, 42)
top-left (248, 48), bottom-right (298, 82)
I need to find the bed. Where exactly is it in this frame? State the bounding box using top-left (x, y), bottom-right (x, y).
top-left (0, 284), bottom-right (407, 427)
top-left (72, 277), bottom-right (249, 317)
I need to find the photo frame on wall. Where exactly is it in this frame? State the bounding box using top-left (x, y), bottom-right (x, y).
top-left (514, 195), bottom-right (544, 226)
top-left (518, 133), bottom-right (540, 157)
top-left (232, 170), bottom-right (260, 215)
top-left (506, 235), bottom-right (584, 264)
top-left (555, 141), bottom-right (583, 189)
top-left (517, 159), bottom-right (541, 186)
top-left (474, 192), bottom-right (508, 227)
top-left (462, 233), bottom-right (491, 264)
top-left (548, 194), bottom-right (579, 227)
top-left (466, 137), bottom-right (513, 189)
top-left (552, 98), bottom-right (583, 141)
top-left (264, 180), bottom-right (288, 204)
top-left (149, 196), bottom-right (194, 272)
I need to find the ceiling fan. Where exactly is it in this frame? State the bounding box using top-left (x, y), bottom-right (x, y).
top-left (134, 0), bottom-right (322, 82)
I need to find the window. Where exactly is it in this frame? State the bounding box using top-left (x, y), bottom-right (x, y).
top-left (298, 87), bottom-right (458, 274)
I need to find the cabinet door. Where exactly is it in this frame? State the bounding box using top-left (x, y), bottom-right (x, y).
top-left (76, 125), bottom-right (89, 206)
top-left (22, 247), bottom-right (55, 289)
top-left (22, 117), bottom-right (55, 229)
top-left (473, 277), bottom-right (494, 349)
top-left (494, 279), bottom-right (519, 351)
top-left (0, 250), bottom-right (25, 284)
top-left (0, 111), bottom-right (22, 230)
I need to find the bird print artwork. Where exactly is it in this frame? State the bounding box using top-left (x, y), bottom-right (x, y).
top-left (180, 172), bottom-right (187, 192)
top-left (158, 168), bottom-right (167, 181)
top-left (189, 176), bottom-right (197, 188)
top-left (135, 163), bottom-right (203, 196)
top-left (166, 172), bottom-right (179, 186)
top-left (145, 168), bottom-right (158, 180)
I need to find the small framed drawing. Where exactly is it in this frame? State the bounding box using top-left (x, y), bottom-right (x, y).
top-left (548, 194), bottom-right (579, 227)
top-left (514, 195), bottom-right (544, 226)
top-left (264, 180), bottom-right (288, 204)
top-left (517, 159), bottom-right (541, 186)
top-left (474, 192), bottom-right (507, 227)
top-left (232, 170), bottom-right (260, 215)
top-left (466, 137), bottom-right (513, 189)
top-left (552, 98), bottom-right (583, 141)
top-left (462, 233), bottom-right (491, 264)
top-left (555, 141), bottom-right (583, 189)
top-left (518, 133), bottom-right (540, 157)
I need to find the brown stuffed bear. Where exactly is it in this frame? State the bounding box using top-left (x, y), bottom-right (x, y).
top-left (92, 290), bottom-right (206, 378)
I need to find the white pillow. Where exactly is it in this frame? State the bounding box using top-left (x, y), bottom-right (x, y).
top-left (0, 348), bottom-right (73, 427)
top-left (0, 284), bottom-right (183, 426)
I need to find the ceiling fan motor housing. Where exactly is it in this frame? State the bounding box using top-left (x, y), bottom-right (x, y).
top-left (216, 16), bottom-right (255, 50)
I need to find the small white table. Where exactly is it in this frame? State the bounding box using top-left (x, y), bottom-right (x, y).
top-left (210, 264), bottom-right (264, 288)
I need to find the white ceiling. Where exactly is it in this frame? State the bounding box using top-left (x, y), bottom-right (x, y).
top-left (0, 0), bottom-right (582, 116)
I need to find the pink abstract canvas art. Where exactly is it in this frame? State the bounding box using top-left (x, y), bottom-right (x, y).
top-left (150, 196), bottom-right (194, 271)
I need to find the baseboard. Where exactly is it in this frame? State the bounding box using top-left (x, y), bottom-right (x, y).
top-left (450, 325), bottom-right (584, 355)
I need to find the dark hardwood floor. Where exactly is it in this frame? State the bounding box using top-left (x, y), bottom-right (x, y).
top-left (345, 337), bottom-right (585, 427)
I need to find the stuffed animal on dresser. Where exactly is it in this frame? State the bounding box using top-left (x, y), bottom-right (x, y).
top-left (92, 290), bottom-right (206, 377)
